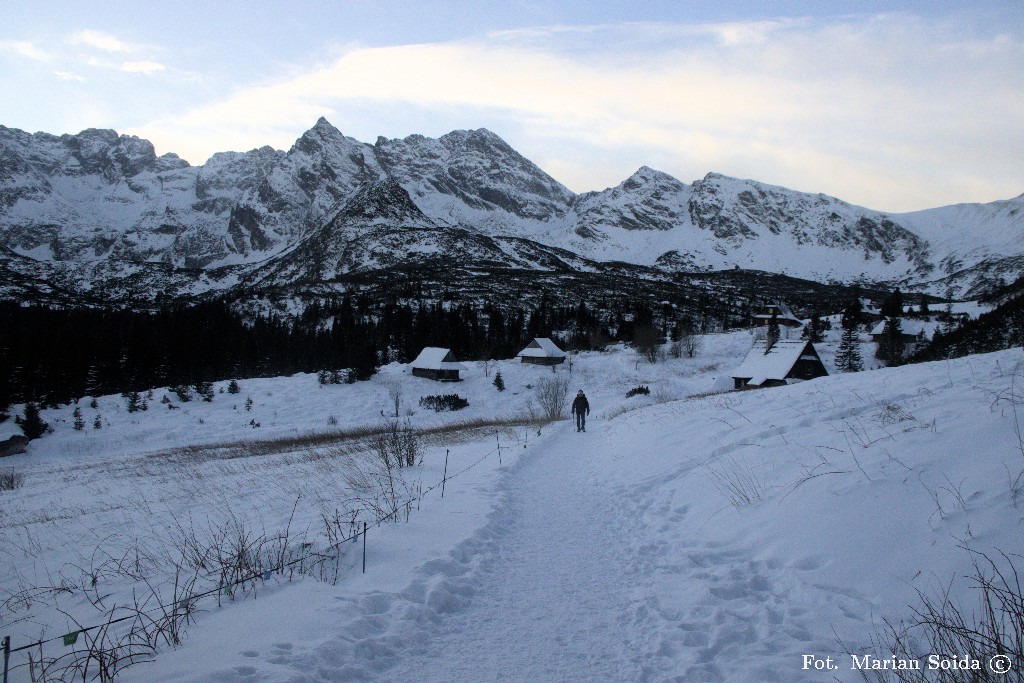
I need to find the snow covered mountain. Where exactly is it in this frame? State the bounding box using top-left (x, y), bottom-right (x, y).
top-left (1, 119), bottom-right (1021, 303)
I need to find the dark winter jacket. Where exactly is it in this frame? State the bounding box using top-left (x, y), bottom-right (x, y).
top-left (571, 394), bottom-right (590, 416)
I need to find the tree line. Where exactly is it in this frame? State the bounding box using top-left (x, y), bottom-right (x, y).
top-left (0, 295), bottom-right (688, 408)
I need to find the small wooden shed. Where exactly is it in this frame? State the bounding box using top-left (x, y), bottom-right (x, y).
top-left (411, 347), bottom-right (467, 381)
top-left (731, 339), bottom-right (828, 390)
top-left (517, 338), bottom-right (566, 366)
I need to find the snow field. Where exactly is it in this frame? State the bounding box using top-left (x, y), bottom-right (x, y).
top-left (122, 346), bottom-right (1024, 682)
top-left (4, 333), bottom-right (1021, 681)
top-left (0, 335), bottom-right (746, 679)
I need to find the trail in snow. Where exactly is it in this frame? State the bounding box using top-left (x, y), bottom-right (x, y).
top-left (379, 422), bottom-right (651, 682)
top-left (234, 421), bottom-right (660, 682)
top-left (227, 413), bottom-right (825, 683)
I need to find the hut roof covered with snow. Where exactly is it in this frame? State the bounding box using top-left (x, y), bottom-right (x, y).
top-left (753, 302), bottom-right (802, 327)
top-left (410, 347), bottom-right (467, 381)
top-left (731, 339), bottom-right (827, 389)
top-left (869, 318), bottom-right (935, 339)
top-left (517, 338), bottom-right (566, 365)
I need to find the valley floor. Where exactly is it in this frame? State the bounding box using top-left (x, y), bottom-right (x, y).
top-left (131, 348), bottom-right (1024, 682)
top-left (4, 338), bottom-right (1024, 681)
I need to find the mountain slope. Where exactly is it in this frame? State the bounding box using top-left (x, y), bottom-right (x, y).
top-left (0, 119), bottom-right (1021, 302)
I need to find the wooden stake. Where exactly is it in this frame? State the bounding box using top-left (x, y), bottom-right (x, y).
top-left (441, 449), bottom-right (449, 498)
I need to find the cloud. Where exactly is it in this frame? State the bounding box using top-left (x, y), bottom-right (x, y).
top-left (132, 14), bottom-right (1024, 211)
top-left (0, 40), bottom-right (50, 62)
top-left (52, 70), bottom-right (85, 82)
top-left (119, 60), bottom-right (165, 74)
top-left (71, 29), bottom-right (134, 53)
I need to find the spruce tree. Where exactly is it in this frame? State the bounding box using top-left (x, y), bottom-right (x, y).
top-left (876, 316), bottom-right (906, 365)
top-left (836, 309), bottom-right (864, 373)
top-left (73, 406), bottom-right (85, 431)
top-left (836, 326), bottom-right (864, 372)
top-left (802, 310), bottom-right (825, 343)
top-left (228, 379), bottom-right (241, 394)
top-left (16, 402), bottom-right (49, 440)
top-left (765, 311), bottom-right (780, 352)
top-left (493, 371), bottom-right (505, 392)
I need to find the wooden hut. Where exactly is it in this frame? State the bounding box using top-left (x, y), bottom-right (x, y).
top-left (517, 338), bottom-right (566, 366)
top-left (753, 302), bottom-right (803, 328)
top-left (731, 339), bottom-right (828, 390)
top-left (869, 318), bottom-right (932, 345)
top-left (410, 347), bottom-right (467, 381)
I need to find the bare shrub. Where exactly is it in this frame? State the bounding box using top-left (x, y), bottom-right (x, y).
top-left (705, 456), bottom-right (768, 508)
top-left (533, 376), bottom-right (570, 421)
top-left (383, 378), bottom-right (403, 418)
top-left (0, 468), bottom-right (24, 491)
top-left (632, 324), bottom-right (663, 364)
top-left (370, 419), bottom-right (421, 469)
top-left (855, 549), bottom-right (1024, 683)
top-left (874, 403), bottom-right (916, 426)
top-left (682, 332), bottom-right (702, 358)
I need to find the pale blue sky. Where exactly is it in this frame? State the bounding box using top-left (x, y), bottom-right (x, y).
top-left (2, 1), bottom-right (1022, 211)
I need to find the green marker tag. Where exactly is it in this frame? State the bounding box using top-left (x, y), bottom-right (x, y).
top-left (63, 631), bottom-right (80, 646)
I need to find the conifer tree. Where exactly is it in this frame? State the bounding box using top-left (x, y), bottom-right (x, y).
top-left (765, 310), bottom-right (780, 353)
top-left (73, 406), bottom-right (85, 431)
top-left (493, 371), bottom-right (505, 392)
top-left (836, 307), bottom-right (864, 373)
top-left (836, 326), bottom-right (864, 372)
top-left (16, 402), bottom-right (49, 440)
top-left (802, 310), bottom-right (825, 343)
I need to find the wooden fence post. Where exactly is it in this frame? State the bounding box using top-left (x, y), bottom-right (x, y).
top-left (441, 449), bottom-right (449, 498)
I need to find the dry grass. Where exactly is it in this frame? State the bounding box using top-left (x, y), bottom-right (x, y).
top-left (146, 415), bottom-right (544, 465)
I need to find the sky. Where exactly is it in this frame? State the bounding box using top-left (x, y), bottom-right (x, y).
top-left (1, 0), bottom-right (1022, 212)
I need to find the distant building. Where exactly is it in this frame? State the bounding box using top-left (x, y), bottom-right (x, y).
top-left (731, 339), bottom-right (828, 390)
top-left (517, 338), bottom-right (566, 366)
top-left (410, 347), bottom-right (467, 381)
top-left (859, 298), bottom-right (884, 322)
top-left (869, 319), bottom-right (933, 345)
top-left (753, 302), bottom-right (802, 328)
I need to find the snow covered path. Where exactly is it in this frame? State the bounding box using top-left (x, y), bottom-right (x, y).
top-left (380, 422), bottom-right (651, 681)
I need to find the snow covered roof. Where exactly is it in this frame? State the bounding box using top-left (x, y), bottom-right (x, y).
top-left (517, 338), bottom-right (566, 359)
top-left (869, 319), bottom-right (935, 337)
top-left (753, 302), bottom-right (801, 324)
top-left (411, 347), bottom-right (468, 371)
top-left (731, 339), bottom-right (818, 386)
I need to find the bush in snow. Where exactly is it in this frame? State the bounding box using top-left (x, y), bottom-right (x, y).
top-left (864, 550), bottom-right (1024, 683)
top-left (419, 394), bottom-right (469, 412)
top-left (244, 396), bottom-right (253, 412)
top-left (632, 324), bottom-right (663, 364)
top-left (227, 379), bottom-right (241, 394)
top-left (170, 385), bottom-right (192, 402)
top-left (123, 391), bottom-right (143, 413)
top-left (626, 385), bottom-right (650, 398)
top-left (0, 469), bottom-right (24, 491)
top-left (533, 376), bottom-right (570, 421)
top-left (318, 369), bottom-right (348, 385)
top-left (15, 402), bottom-right (49, 440)
top-left (194, 381), bottom-right (215, 402)
top-left (371, 419), bottom-right (422, 469)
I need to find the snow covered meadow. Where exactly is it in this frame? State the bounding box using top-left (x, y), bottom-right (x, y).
top-left (2, 329), bottom-right (1024, 681)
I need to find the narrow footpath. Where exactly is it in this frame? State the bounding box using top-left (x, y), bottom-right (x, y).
top-left (378, 420), bottom-right (654, 681)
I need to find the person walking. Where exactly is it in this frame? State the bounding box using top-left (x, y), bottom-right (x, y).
top-left (571, 389), bottom-right (590, 432)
